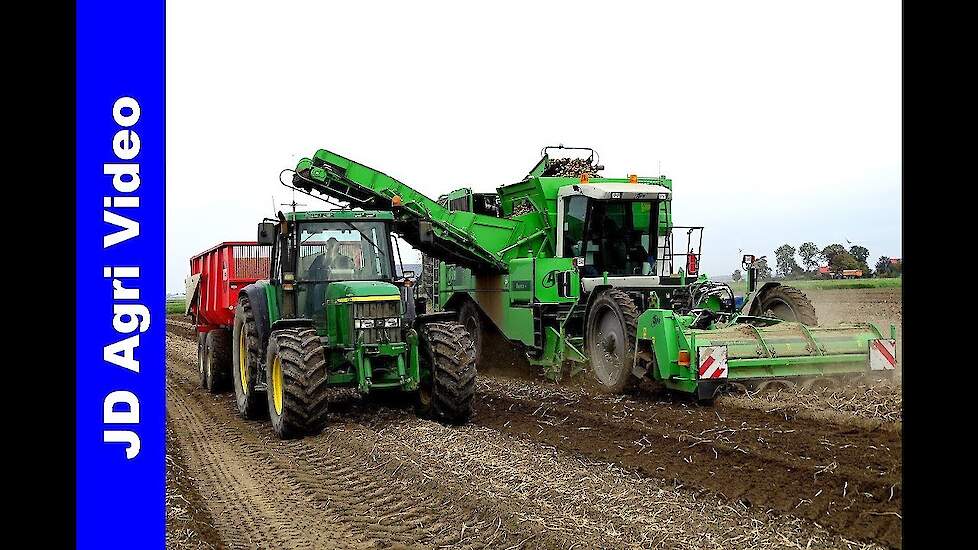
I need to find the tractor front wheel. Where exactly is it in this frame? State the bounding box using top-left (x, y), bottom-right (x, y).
top-left (232, 297), bottom-right (267, 419)
top-left (416, 322), bottom-right (477, 423)
top-left (264, 328), bottom-right (330, 439)
top-left (585, 289), bottom-right (640, 394)
top-left (756, 286), bottom-right (818, 326)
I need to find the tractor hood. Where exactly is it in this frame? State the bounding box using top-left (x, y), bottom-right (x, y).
top-left (325, 280), bottom-right (401, 304)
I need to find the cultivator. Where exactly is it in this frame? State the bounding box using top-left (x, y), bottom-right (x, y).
top-left (286, 146), bottom-right (896, 400)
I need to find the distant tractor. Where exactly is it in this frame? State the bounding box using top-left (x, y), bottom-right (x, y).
top-left (186, 211), bottom-right (477, 439)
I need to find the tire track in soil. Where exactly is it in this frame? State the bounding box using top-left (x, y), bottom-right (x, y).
top-left (166, 337), bottom-right (543, 549)
top-left (472, 378), bottom-right (902, 548)
top-left (167, 319), bottom-right (898, 549)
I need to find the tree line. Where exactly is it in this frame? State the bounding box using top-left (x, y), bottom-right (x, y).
top-left (731, 243), bottom-right (901, 281)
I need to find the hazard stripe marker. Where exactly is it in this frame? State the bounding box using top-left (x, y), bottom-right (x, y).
top-left (697, 346), bottom-right (728, 379)
top-left (869, 339), bottom-right (897, 371)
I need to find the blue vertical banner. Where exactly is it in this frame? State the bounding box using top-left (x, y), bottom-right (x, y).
top-left (76, 1), bottom-right (165, 547)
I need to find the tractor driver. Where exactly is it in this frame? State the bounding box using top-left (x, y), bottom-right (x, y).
top-left (323, 237), bottom-right (355, 272)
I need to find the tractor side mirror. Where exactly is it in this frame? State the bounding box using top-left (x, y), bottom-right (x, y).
top-left (419, 221), bottom-right (434, 244)
top-left (258, 222), bottom-right (276, 245)
top-left (401, 270), bottom-right (416, 279)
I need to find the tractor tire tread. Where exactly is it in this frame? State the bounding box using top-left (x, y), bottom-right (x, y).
top-left (232, 296), bottom-right (267, 419)
top-left (268, 328), bottom-right (330, 439)
top-left (759, 285), bottom-right (818, 326)
top-left (421, 322), bottom-right (477, 423)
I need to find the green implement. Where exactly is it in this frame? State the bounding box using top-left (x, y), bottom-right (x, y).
top-left (287, 146), bottom-right (897, 400)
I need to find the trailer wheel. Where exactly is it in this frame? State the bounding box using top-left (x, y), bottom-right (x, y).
top-left (756, 285), bottom-right (818, 326)
top-left (416, 322), bottom-right (476, 423)
top-left (232, 297), bottom-right (267, 419)
top-left (458, 300), bottom-right (483, 364)
top-left (264, 328), bottom-right (330, 439)
top-left (585, 289), bottom-right (640, 394)
top-left (205, 329), bottom-right (232, 393)
top-left (197, 332), bottom-right (208, 388)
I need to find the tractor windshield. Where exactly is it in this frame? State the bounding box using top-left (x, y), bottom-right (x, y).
top-left (568, 199), bottom-right (658, 277)
top-left (295, 221), bottom-right (394, 282)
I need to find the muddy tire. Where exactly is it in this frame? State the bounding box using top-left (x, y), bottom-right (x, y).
top-left (232, 296), bottom-right (267, 419)
top-left (757, 285), bottom-right (818, 326)
top-left (265, 328), bottom-right (330, 439)
top-left (585, 289), bottom-right (640, 394)
top-left (458, 300), bottom-right (483, 365)
top-left (205, 329), bottom-right (232, 393)
top-left (197, 332), bottom-right (208, 388)
top-left (416, 322), bottom-right (477, 423)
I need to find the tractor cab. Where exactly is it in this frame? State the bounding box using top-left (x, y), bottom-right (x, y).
top-left (258, 210), bottom-right (406, 331)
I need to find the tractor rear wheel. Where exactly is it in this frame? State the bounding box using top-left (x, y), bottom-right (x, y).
top-left (197, 332), bottom-right (208, 388)
top-left (416, 322), bottom-right (477, 423)
top-left (585, 289), bottom-right (640, 394)
top-left (205, 329), bottom-right (232, 393)
top-left (264, 328), bottom-right (330, 439)
top-left (757, 286), bottom-right (818, 326)
top-left (232, 297), bottom-right (267, 419)
top-left (458, 300), bottom-right (483, 364)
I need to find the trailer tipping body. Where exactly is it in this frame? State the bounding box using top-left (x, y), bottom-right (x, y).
top-left (186, 241), bottom-right (271, 331)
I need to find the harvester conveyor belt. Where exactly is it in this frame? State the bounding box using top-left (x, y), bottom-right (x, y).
top-left (292, 149), bottom-right (526, 273)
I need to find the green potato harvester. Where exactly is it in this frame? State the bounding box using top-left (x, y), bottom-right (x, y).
top-left (286, 146), bottom-right (896, 400)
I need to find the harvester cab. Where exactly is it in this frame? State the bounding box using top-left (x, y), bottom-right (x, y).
top-left (229, 209), bottom-right (476, 439)
top-left (284, 146), bottom-right (898, 402)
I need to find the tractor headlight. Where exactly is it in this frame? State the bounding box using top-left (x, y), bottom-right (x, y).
top-left (355, 319), bottom-right (375, 329)
top-left (384, 317), bottom-right (401, 328)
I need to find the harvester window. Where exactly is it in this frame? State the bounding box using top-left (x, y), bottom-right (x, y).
top-left (581, 200), bottom-right (657, 277)
top-left (563, 196), bottom-right (588, 258)
top-left (295, 221), bottom-right (394, 282)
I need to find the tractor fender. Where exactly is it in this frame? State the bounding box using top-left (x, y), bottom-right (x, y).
top-left (740, 282), bottom-right (782, 316)
top-left (240, 282), bottom-right (272, 354)
top-left (412, 311), bottom-right (458, 331)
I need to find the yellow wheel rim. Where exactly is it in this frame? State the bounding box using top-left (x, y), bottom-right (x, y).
top-left (271, 355), bottom-right (284, 415)
top-left (239, 329), bottom-right (249, 393)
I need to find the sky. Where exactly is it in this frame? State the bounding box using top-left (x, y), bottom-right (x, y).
top-left (166, 1), bottom-right (900, 293)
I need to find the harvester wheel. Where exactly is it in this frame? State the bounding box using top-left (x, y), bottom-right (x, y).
top-left (264, 328), bottom-right (330, 439)
top-left (232, 297), bottom-right (267, 419)
top-left (197, 332), bottom-right (208, 388)
top-left (585, 289), bottom-right (640, 394)
top-left (204, 329), bottom-right (232, 393)
top-left (416, 322), bottom-right (477, 423)
top-left (458, 300), bottom-right (483, 364)
top-left (756, 286), bottom-right (818, 326)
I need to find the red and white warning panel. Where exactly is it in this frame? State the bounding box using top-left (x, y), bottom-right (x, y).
top-left (697, 346), bottom-right (728, 379)
top-left (869, 339), bottom-right (897, 371)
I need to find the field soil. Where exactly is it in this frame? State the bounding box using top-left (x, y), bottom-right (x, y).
top-left (166, 288), bottom-right (901, 549)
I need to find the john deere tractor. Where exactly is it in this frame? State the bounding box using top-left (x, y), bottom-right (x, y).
top-left (284, 146), bottom-right (897, 402)
top-left (232, 210), bottom-right (476, 438)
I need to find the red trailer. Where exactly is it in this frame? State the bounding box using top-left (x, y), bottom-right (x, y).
top-left (185, 242), bottom-right (271, 391)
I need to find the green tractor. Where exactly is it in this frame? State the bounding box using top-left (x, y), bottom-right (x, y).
top-left (232, 210), bottom-right (476, 438)
top-left (286, 146), bottom-right (897, 402)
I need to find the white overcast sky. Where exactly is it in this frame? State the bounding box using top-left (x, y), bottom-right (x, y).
top-left (166, 1), bottom-right (900, 293)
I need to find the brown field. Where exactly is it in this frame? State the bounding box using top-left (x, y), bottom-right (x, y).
top-left (166, 287), bottom-right (902, 549)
